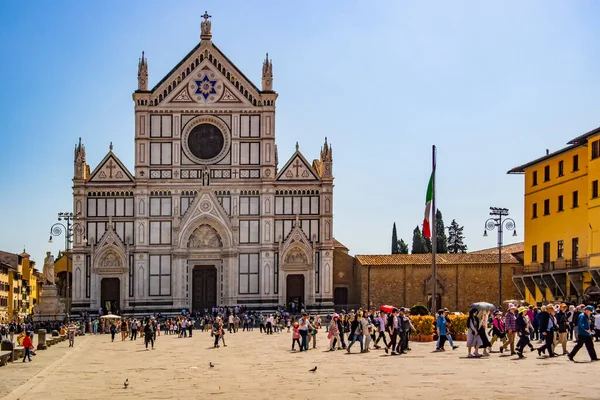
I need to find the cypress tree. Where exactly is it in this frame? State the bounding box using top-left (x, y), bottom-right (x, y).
top-left (398, 239), bottom-right (409, 254)
top-left (391, 222), bottom-right (399, 254)
top-left (436, 209), bottom-right (448, 253)
top-left (411, 226), bottom-right (428, 254)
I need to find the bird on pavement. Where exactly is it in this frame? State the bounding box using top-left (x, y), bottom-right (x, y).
top-left (124, 379), bottom-right (129, 389)
top-left (209, 362), bottom-right (215, 368)
top-left (309, 366), bottom-right (317, 372)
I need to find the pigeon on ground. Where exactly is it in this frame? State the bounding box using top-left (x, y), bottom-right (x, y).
top-left (124, 379), bottom-right (129, 389)
top-left (209, 362), bottom-right (215, 368)
top-left (309, 366), bottom-right (317, 372)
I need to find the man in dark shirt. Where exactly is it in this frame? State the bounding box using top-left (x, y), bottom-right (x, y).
top-left (556, 303), bottom-right (569, 355)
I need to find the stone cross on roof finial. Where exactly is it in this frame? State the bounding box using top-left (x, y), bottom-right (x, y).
top-left (295, 142), bottom-right (299, 151)
top-left (109, 142), bottom-right (113, 151)
top-left (200, 11), bottom-right (212, 40)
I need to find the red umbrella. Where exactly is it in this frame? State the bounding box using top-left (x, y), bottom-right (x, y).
top-left (380, 305), bottom-right (396, 313)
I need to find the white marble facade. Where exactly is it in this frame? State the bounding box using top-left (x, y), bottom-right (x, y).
top-left (70, 15), bottom-right (334, 316)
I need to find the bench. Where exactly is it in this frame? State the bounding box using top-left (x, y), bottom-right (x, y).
top-left (0, 351), bottom-right (11, 366)
top-left (13, 347), bottom-right (25, 359)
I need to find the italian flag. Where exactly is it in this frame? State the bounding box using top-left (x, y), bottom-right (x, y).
top-left (423, 172), bottom-right (434, 239)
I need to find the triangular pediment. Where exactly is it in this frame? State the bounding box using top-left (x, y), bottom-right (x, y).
top-left (276, 150), bottom-right (320, 181)
top-left (96, 220), bottom-right (127, 252)
top-left (176, 189), bottom-right (234, 249)
top-left (164, 62), bottom-right (251, 106)
top-left (280, 218), bottom-right (314, 264)
top-left (151, 40), bottom-right (262, 107)
top-left (88, 152), bottom-right (135, 183)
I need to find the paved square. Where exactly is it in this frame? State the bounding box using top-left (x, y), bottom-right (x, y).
top-left (1, 331), bottom-right (600, 399)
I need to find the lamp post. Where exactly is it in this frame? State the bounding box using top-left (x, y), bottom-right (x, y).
top-left (48, 212), bottom-right (86, 316)
top-left (483, 207), bottom-right (517, 307)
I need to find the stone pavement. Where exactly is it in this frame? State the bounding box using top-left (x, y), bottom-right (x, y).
top-left (1, 331), bottom-right (600, 400)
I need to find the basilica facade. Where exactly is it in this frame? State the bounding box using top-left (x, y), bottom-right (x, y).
top-left (70, 15), bottom-right (335, 316)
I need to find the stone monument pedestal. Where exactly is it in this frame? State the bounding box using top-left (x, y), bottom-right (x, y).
top-left (34, 285), bottom-right (65, 322)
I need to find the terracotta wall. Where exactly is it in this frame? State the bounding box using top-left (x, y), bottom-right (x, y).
top-left (357, 261), bottom-right (519, 312)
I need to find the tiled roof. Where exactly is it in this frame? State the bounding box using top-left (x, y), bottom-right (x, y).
top-left (471, 242), bottom-right (524, 255)
top-left (355, 253), bottom-right (519, 266)
top-left (333, 238), bottom-right (348, 251)
top-left (567, 126), bottom-right (600, 145)
top-left (507, 144), bottom-right (579, 174)
top-left (0, 250), bottom-right (18, 270)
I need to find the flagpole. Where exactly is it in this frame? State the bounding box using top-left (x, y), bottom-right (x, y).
top-left (431, 145), bottom-right (437, 315)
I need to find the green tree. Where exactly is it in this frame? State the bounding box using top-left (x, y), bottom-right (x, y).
top-left (447, 219), bottom-right (468, 253)
top-left (411, 226), bottom-right (428, 254)
top-left (391, 222), bottom-right (399, 254)
top-left (398, 239), bottom-right (409, 254)
top-left (436, 209), bottom-right (448, 253)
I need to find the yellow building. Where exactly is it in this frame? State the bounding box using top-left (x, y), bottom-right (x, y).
top-left (20, 250), bottom-right (40, 315)
top-left (509, 126), bottom-right (600, 304)
top-left (0, 250), bottom-right (43, 319)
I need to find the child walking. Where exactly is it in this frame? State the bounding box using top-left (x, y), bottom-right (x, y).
top-left (291, 322), bottom-right (301, 351)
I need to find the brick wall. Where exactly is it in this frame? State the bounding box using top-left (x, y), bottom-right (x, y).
top-left (357, 261), bottom-right (519, 312)
top-left (332, 248), bottom-right (360, 306)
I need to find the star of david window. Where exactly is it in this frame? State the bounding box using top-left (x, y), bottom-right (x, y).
top-left (195, 76), bottom-right (217, 99)
top-left (187, 124), bottom-right (225, 160)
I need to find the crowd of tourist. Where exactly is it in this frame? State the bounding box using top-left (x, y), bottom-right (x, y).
top-left (3, 302), bottom-right (600, 363)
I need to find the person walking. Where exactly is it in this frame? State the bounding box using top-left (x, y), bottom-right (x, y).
top-left (144, 320), bottom-right (155, 350)
top-left (328, 314), bottom-right (341, 351)
top-left (505, 305), bottom-right (517, 355)
top-left (515, 307), bottom-right (532, 359)
top-left (556, 304), bottom-right (569, 355)
top-left (477, 310), bottom-right (492, 356)
top-left (568, 305), bottom-right (599, 362)
top-left (291, 322), bottom-right (301, 351)
top-left (298, 313), bottom-right (309, 351)
top-left (436, 310), bottom-right (448, 352)
top-left (537, 304), bottom-right (558, 357)
top-left (385, 308), bottom-right (400, 355)
top-left (360, 312), bottom-right (371, 353)
top-left (68, 321), bottom-right (76, 347)
top-left (490, 311), bottom-right (508, 352)
top-left (110, 322), bottom-right (117, 342)
top-left (130, 319), bottom-right (138, 341)
top-left (373, 311), bottom-right (388, 349)
top-left (347, 312), bottom-right (364, 353)
top-left (22, 332), bottom-right (34, 362)
top-left (120, 318), bottom-right (128, 341)
top-left (467, 308), bottom-right (482, 358)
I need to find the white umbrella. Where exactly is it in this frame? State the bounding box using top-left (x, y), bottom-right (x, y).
top-left (100, 314), bottom-right (121, 319)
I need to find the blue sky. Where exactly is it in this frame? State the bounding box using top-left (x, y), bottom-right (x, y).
top-left (1, 1), bottom-right (599, 263)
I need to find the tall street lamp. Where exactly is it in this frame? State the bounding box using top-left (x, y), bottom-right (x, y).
top-left (48, 212), bottom-right (86, 316)
top-left (483, 207), bottom-right (517, 307)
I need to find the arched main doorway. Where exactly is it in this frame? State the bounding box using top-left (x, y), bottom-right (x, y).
top-left (287, 274), bottom-right (305, 313)
top-left (101, 278), bottom-right (120, 315)
top-left (192, 265), bottom-right (217, 313)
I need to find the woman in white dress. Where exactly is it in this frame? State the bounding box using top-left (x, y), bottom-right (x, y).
top-left (467, 308), bottom-right (483, 358)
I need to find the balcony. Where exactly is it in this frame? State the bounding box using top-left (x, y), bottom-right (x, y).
top-left (513, 258), bottom-right (590, 275)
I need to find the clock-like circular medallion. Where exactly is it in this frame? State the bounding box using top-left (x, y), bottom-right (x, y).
top-left (182, 115), bottom-right (231, 165)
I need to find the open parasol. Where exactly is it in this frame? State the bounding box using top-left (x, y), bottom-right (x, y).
top-left (469, 302), bottom-right (495, 311)
top-left (380, 305), bottom-right (396, 313)
top-left (100, 314), bottom-right (121, 319)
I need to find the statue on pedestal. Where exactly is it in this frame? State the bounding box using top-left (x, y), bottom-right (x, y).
top-left (43, 251), bottom-right (55, 286)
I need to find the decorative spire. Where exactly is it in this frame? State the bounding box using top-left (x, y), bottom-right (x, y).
top-left (137, 51), bottom-right (148, 90)
top-left (262, 53), bottom-right (273, 91)
top-left (200, 11), bottom-right (212, 40)
top-left (109, 142), bottom-right (114, 151)
top-left (295, 142), bottom-right (299, 152)
top-left (320, 137), bottom-right (333, 179)
top-left (74, 137), bottom-right (87, 180)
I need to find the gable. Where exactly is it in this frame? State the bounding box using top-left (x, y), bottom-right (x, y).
top-left (88, 152), bottom-right (135, 183)
top-left (164, 63), bottom-right (248, 106)
top-left (276, 152), bottom-right (319, 182)
top-left (150, 41), bottom-right (261, 108)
